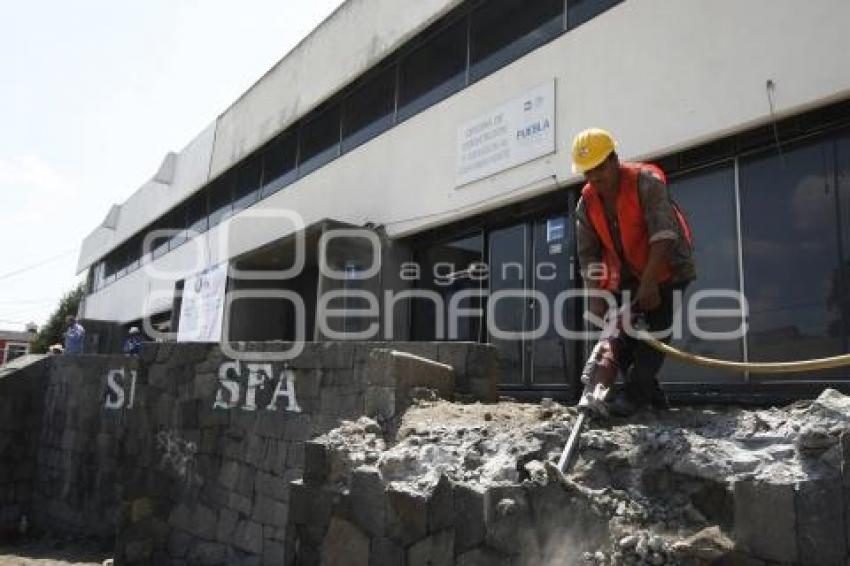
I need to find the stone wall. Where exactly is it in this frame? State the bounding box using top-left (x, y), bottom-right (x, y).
top-left (115, 342), bottom-right (488, 564)
top-left (0, 357), bottom-right (50, 535)
top-left (31, 355), bottom-right (135, 537)
top-left (0, 340), bottom-right (499, 564)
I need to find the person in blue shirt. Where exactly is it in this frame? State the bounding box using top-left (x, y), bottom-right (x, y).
top-left (63, 316), bottom-right (85, 354)
top-left (123, 326), bottom-right (143, 356)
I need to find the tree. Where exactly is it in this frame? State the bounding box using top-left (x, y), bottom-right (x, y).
top-left (32, 282), bottom-right (86, 354)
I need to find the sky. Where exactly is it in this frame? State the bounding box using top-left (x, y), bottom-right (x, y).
top-left (0, 0), bottom-right (345, 331)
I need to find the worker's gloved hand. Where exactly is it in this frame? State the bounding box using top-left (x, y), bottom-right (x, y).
top-left (634, 279), bottom-right (661, 311)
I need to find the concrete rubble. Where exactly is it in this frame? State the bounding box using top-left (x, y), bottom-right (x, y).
top-left (289, 388), bottom-right (850, 565)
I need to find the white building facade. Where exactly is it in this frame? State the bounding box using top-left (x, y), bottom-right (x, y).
top-left (77, 0), bottom-right (850, 398)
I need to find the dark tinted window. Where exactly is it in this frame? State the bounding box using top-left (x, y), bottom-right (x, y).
top-left (104, 246), bottom-right (125, 278)
top-left (147, 219), bottom-right (171, 259)
top-left (261, 132), bottom-right (298, 197)
top-left (567, 0), bottom-right (622, 30)
top-left (299, 104), bottom-right (341, 176)
top-left (233, 154), bottom-right (262, 213)
top-left (470, 0), bottom-right (564, 81)
top-left (835, 131), bottom-right (850, 349)
top-left (398, 18), bottom-right (467, 122)
top-left (208, 173), bottom-right (234, 228)
top-left (488, 224), bottom-right (527, 384)
top-left (741, 140), bottom-right (844, 377)
top-left (124, 235), bottom-right (141, 273)
top-left (342, 66), bottom-right (396, 153)
top-left (185, 192), bottom-right (208, 236)
top-left (412, 233), bottom-right (484, 341)
top-left (660, 164), bottom-right (744, 385)
top-left (165, 207), bottom-right (188, 251)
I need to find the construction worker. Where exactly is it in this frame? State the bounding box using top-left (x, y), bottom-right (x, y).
top-left (572, 128), bottom-right (695, 416)
top-left (63, 315), bottom-right (86, 355)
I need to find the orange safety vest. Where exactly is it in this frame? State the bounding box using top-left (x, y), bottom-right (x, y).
top-left (581, 162), bottom-right (693, 291)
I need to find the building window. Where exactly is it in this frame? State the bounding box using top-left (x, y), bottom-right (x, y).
top-left (470, 0), bottom-right (564, 82)
top-left (208, 172), bottom-right (234, 228)
top-left (398, 18), bottom-right (467, 122)
top-left (261, 132), bottom-right (298, 197)
top-left (342, 66), bottom-right (396, 153)
top-left (659, 163), bottom-right (744, 384)
top-left (165, 207), bottom-right (188, 251)
top-left (105, 246), bottom-right (125, 279)
top-left (412, 233), bottom-right (485, 341)
top-left (299, 104), bottom-right (341, 176)
top-left (124, 235), bottom-right (141, 274)
top-left (740, 139), bottom-right (845, 375)
top-left (233, 154), bottom-right (263, 213)
top-left (566, 0), bottom-right (622, 30)
top-left (185, 192), bottom-right (209, 236)
top-left (147, 220), bottom-right (171, 260)
top-left (93, 261), bottom-right (106, 291)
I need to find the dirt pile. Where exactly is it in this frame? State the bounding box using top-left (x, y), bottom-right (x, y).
top-left (297, 389), bottom-right (850, 565)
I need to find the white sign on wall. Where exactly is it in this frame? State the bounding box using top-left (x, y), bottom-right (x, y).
top-left (456, 80), bottom-right (555, 186)
top-left (177, 263), bottom-right (228, 342)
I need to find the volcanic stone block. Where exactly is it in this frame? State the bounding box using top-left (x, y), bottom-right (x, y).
top-left (483, 486), bottom-right (532, 556)
top-left (396, 352), bottom-right (453, 398)
top-left (217, 508), bottom-right (238, 544)
top-left (350, 466), bottom-right (386, 537)
top-left (303, 441), bottom-right (328, 484)
top-left (796, 478), bottom-right (845, 565)
top-left (219, 461), bottom-right (240, 491)
top-left (365, 349), bottom-right (454, 420)
top-left (289, 480), bottom-right (334, 530)
top-left (453, 483), bottom-right (487, 554)
top-left (321, 517), bottom-right (369, 566)
top-left (370, 537), bottom-right (404, 566)
top-left (168, 530), bottom-right (192, 558)
top-left (407, 529), bottom-right (454, 566)
top-left (233, 519), bottom-right (264, 555)
top-left (290, 342), bottom-right (356, 370)
top-left (457, 547), bottom-right (511, 566)
top-left (255, 471), bottom-right (288, 502)
top-left (429, 474), bottom-right (454, 533)
top-left (259, 440), bottom-right (288, 475)
top-left (188, 542), bottom-right (227, 566)
top-left (733, 479), bottom-right (797, 562)
top-left (253, 498), bottom-right (288, 529)
top-left (385, 484), bottom-right (429, 544)
top-left (226, 491), bottom-right (253, 517)
top-left (190, 504), bottom-right (219, 541)
top-left (263, 539), bottom-right (285, 566)
top-left (364, 386), bottom-right (395, 421)
top-left (124, 538), bottom-right (154, 563)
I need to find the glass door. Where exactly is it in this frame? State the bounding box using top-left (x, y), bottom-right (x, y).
top-left (530, 214), bottom-right (579, 386)
top-left (488, 214), bottom-right (581, 391)
top-left (488, 223), bottom-right (529, 385)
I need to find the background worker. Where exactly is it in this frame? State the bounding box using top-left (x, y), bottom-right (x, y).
top-left (573, 128), bottom-right (696, 416)
top-left (63, 315), bottom-right (86, 355)
top-left (123, 326), bottom-right (143, 356)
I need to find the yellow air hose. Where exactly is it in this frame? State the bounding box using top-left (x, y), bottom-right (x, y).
top-left (637, 330), bottom-right (850, 374)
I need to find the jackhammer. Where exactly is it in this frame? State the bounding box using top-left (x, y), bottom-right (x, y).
top-left (556, 306), bottom-right (635, 474)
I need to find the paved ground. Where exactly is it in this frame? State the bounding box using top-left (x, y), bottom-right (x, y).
top-left (0, 537), bottom-right (110, 566)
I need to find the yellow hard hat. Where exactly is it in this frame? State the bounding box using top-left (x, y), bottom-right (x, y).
top-left (571, 128), bottom-right (617, 174)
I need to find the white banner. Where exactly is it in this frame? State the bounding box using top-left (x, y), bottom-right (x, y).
top-left (177, 263), bottom-right (228, 343)
top-left (456, 80), bottom-right (555, 186)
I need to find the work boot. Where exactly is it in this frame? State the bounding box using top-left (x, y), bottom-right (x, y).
top-left (607, 391), bottom-right (647, 418)
top-left (649, 383), bottom-right (670, 411)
